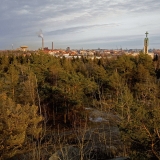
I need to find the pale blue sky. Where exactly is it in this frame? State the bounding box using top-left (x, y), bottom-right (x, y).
top-left (0, 0), bottom-right (160, 50)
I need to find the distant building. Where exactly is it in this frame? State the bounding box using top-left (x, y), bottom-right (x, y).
top-left (20, 46), bottom-right (28, 51)
top-left (66, 47), bottom-right (70, 51)
top-left (144, 31), bottom-right (149, 54)
top-left (44, 47), bottom-right (49, 51)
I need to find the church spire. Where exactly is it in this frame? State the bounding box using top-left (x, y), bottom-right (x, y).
top-left (145, 31), bottom-right (149, 38)
top-left (144, 31), bottom-right (149, 54)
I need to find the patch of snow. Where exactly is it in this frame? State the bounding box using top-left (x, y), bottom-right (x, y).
top-left (85, 107), bottom-right (92, 110)
top-left (89, 116), bottom-right (108, 122)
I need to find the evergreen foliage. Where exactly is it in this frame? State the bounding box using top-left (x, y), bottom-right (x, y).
top-left (0, 51), bottom-right (159, 159)
top-left (0, 93), bottom-right (43, 159)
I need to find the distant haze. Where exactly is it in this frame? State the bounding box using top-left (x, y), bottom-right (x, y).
top-left (0, 0), bottom-right (160, 50)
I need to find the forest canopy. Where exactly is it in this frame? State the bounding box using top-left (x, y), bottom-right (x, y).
top-left (0, 51), bottom-right (160, 159)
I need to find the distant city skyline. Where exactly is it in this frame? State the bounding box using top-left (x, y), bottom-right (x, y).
top-left (0, 0), bottom-right (160, 50)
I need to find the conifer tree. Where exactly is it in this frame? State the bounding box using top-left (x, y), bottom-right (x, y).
top-left (0, 93), bottom-right (43, 159)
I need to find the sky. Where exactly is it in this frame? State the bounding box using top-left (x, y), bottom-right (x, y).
top-left (0, 0), bottom-right (160, 50)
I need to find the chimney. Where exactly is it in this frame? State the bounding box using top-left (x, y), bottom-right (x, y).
top-left (52, 42), bottom-right (53, 50)
top-left (42, 38), bottom-right (44, 50)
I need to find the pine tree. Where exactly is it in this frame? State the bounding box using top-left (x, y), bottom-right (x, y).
top-left (0, 93), bottom-right (43, 159)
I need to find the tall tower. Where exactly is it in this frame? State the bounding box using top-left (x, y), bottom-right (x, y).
top-left (144, 31), bottom-right (149, 54)
top-left (42, 37), bottom-right (44, 50)
top-left (52, 42), bottom-right (53, 50)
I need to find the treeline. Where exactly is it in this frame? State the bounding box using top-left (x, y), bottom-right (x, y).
top-left (0, 51), bottom-right (160, 159)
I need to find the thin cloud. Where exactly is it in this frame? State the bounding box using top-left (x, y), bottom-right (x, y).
top-left (15, 9), bottom-right (31, 15)
top-left (0, 0), bottom-right (160, 49)
top-left (46, 23), bottom-right (120, 35)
